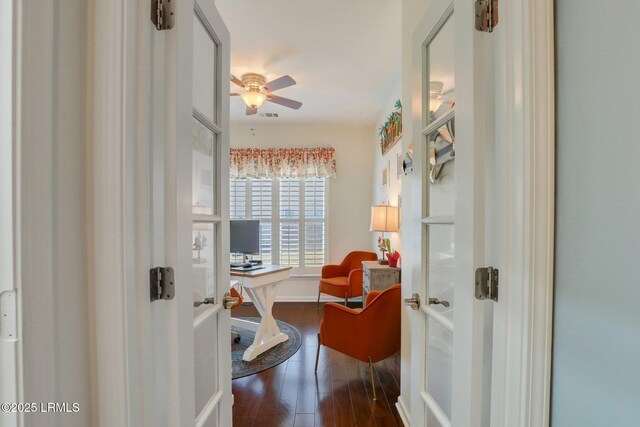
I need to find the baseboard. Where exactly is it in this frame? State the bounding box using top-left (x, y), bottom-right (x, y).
top-left (395, 395), bottom-right (410, 427)
top-left (241, 295), bottom-right (363, 303)
top-left (277, 295), bottom-right (363, 303)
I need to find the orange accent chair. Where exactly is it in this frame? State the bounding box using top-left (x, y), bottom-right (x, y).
top-left (230, 287), bottom-right (244, 343)
top-left (315, 284), bottom-right (401, 400)
top-left (317, 251), bottom-right (378, 309)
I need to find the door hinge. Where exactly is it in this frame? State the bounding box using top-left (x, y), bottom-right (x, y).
top-left (150, 267), bottom-right (175, 302)
top-left (0, 290), bottom-right (17, 341)
top-left (475, 267), bottom-right (499, 302)
top-left (475, 0), bottom-right (498, 33)
top-left (151, 0), bottom-right (175, 31)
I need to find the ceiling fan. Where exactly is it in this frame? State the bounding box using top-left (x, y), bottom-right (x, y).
top-left (231, 73), bottom-right (302, 115)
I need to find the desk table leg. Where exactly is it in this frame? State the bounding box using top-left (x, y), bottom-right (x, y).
top-left (241, 283), bottom-right (288, 361)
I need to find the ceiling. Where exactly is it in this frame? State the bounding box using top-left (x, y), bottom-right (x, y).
top-left (216, 0), bottom-right (401, 126)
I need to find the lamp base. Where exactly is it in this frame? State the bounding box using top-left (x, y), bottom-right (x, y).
top-left (378, 259), bottom-right (389, 265)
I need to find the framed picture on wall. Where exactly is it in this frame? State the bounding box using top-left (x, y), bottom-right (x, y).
top-left (382, 166), bottom-right (388, 187)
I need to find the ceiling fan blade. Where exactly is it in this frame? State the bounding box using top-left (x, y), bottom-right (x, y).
top-left (231, 75), bottom-right (244, 88)
top-left (267, 95), bottom-right (302, 110)
top-left (230, 93), bottom-right (241, 96)
top-left (264, 75), bottom-right (296, 92)
top-left (246, 106), bottom-right (257, 115)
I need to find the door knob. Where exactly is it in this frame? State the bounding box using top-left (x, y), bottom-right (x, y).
top-left (223, 292), bottom-right (240, 309)
top-left (428, 297), bottom-right (450, 307)
top-left (403, 293), bottom-right (420, 310)
top-left (193, 297), bottom-right (215, 308)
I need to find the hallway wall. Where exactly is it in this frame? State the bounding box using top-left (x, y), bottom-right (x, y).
top-left (553, 1), bottom-right (640, 424)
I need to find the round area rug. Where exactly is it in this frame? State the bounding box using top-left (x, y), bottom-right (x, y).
top-left (232, 317), bottom-right (301, 380)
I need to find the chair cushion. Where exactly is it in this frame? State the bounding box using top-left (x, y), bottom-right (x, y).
top-left (319, 276), bottom-right (349, 298)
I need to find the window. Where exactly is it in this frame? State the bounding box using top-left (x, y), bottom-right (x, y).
top-left (230, 177), bottom-right (327, 273)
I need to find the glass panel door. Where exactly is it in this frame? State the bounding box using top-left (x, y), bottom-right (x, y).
top-left (192, 4), bottom-right (226, 425)
top-left (421, 6), bottom-right (455, 426)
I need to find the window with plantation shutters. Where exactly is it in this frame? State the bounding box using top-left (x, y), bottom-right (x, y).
top-left (229, 177), bottom-right (327, 273)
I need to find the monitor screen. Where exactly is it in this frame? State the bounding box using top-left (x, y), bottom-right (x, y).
top-left (230, 220), bottom-right (260, 255)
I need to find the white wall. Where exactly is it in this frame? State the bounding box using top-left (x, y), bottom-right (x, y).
top-left (230, 125), bottom-right (374, 301)
top-left (553, 2), bottom-right (640, 425)
top-left (371, 80), bottom-right (403, 260)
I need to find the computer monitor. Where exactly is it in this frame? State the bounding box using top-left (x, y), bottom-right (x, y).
top-left (230, 219), bottom-right (260, 258)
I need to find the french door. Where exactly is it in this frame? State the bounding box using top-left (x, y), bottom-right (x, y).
top-left (407, 0), bottom-right (495, 425)
top-left (143, 0), bottom-right (232, 425)
top-left (188, 2), bottom-right (232, 425)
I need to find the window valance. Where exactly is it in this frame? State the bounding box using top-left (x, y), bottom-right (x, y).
top-left (230, 147), bottom-right (337, 179)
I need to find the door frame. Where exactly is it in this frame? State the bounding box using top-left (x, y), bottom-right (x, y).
top-left (88, 0), bottom-right (158, 425)
top-left (488, 0), bottom-right (555, 426)
top-left (1, 1), bottom-right (18, 426)
top-left (404, 0), bottom-right (555, 425)
top-left (87, 0), bottom-right (205, 425)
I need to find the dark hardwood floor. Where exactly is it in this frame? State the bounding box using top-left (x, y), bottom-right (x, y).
top-left (231, 302), bottom-right (402, 427)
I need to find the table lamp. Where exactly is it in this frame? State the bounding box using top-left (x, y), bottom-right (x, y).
top-left (370, 204), bottom-right (399, 264)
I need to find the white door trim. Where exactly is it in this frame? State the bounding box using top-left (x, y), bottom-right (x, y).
top-left (1, 1), bottom-right (18, 426)
top-left (490, 1), bottom-right (555, 426)
top-left (88, 0), bottom-right (142, 425)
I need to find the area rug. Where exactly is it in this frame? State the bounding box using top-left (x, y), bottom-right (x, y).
top-left (232, 317), bottom-right (301, 380)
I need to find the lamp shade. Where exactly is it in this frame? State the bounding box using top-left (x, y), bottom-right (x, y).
top-left (370, 205), bottom-right (400, 232)
top-left (241, 90), bottom-right (267, 108)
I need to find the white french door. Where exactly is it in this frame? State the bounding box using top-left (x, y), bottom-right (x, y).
top-left (187, 1), bottom-right (232, 426)
top-left (407, 0), bottom-right (495, 425)
top-left (139, 0), bottom-right (232, 425)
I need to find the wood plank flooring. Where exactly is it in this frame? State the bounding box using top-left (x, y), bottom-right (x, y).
top-left (231, 302), bottom-right (402, 427)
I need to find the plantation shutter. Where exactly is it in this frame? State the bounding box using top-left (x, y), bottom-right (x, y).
top-left (304, 177), bottom-right (326, 267)
top-left (230, 179), bottom-right (246, 219)
top-left (279, 179), bottom-right (301, 267)
top-left (250, 179), bottom-right (273, 264)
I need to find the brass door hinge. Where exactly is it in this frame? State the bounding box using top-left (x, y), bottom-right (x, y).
top-left (475, 0), bottom-right (498, 33)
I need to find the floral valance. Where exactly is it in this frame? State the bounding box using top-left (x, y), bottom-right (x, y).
top-left (230, 147), bottom-right (337, 179)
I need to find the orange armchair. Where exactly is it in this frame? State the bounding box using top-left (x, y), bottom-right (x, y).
top-left (315, 284), bottom-right (401, 400)
top-left (230, 287), bottom-right (244, 343)
top-left (317, 251), bottom-right (378, 309)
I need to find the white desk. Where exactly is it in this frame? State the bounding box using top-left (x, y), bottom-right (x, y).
top-left (230, 265), bottom-right (292, 362)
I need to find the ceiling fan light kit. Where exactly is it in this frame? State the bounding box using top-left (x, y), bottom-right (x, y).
top-left (240, 91), bottom-right (267, 108)
top-left (231, 72), bottom-right (302, 115)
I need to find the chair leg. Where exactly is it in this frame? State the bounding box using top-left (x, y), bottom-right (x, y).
top-left (314, 333), bottom-right (321, 373)
top-left (317, 288), bottom-right (321, 310)
top-left (368, 356), bottom-right (377, 401)
top-left (344, 293), bottom-right (348, 307)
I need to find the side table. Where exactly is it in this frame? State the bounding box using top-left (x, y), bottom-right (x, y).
top-left (362, 261), bottom-right (401, 303)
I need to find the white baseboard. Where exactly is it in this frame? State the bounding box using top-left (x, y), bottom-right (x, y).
top-left (396, 395), bottom-right (410, 427)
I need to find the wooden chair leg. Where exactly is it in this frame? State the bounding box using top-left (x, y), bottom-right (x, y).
top-left (317, 288), bottom-right (321, 310)
top-left (314, 333), bottom-right (321, 373)
top-left (368, 356), bottom-right (377, 401)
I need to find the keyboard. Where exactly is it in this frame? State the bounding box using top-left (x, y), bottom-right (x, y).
top-left (230, 265), bottom-right (265, 272)
top-left (230, 262), bottom-right (251, 268)
top-left (230, 260), bottom-right (263, 268)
